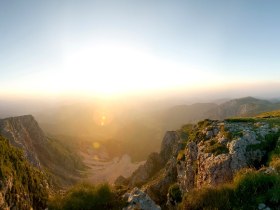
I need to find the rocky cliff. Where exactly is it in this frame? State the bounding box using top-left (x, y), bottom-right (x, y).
top-left (177, 118), bottom-right (280, 192)
top-left (0, 115), bottom-right (85, 187)
top-left (0, 135), bottom-right (49, 210)
top-left (0, 115), bottom-right (48, 168)
top-left (122, 113), bottom-right (280, 209)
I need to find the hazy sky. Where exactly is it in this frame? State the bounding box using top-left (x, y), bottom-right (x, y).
top-left (1, 0), bottom-right (280, 97)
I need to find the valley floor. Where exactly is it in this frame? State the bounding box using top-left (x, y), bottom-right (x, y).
top-left (80, 151), bottom-right (144, 184)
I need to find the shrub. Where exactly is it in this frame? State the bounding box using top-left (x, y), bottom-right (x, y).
top-left (168, 183), bottom-right (182, 204)
top-left (177, 150), bottom-right (185, 162)
top-left (180, 170), bottom-right (280, 210)
top-left (0, 135), bottom-right (48, 209)
top-left (48, 183), bottom-right (126, 210)
top-left (179, 124), bottom-right (193, 141)
top-left (205, 142), bottom-right (229, 156)
top-left (180, 184), bottom-right (234, 210)
top-left (234, 171), bottom-right (280, 208)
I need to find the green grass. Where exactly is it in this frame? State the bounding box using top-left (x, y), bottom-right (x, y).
top-left (180, 170), bottom-right (280, 210)
top-left (177, 150), bottom-right (186, 162)
top-left (257, 110), bottom-right (280, 118)
top-left (246, 131), bottom-right (280, 167)
top-left (48, 183), bottom-right (126, 210)
top-left (168, 183), bottom-right (182, 204)
top-left (0, 135), bottom-right (48, 209)
top-left (178, 124), bottom-right (193, 141)
top-left (205, 141), bottom-right (229, 155)
top-left (225, 117), bottom-right (256, 123)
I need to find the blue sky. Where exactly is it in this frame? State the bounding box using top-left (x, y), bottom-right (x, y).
top-left (0, 0), bottom-right (280, 97)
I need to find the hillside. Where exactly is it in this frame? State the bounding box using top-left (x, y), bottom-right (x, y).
top-left (32, 97), bottom-right (280, 162)
top-left (0, 115), bottom-right (85, 187)
top-left (0, 135), bottom-right (49, 209)
top-left (119, 112), bottom-right (280, 209)
top-left (207, 96), bottom-right (280, 120)
top-left (160, 103), bottom-right (218, 130)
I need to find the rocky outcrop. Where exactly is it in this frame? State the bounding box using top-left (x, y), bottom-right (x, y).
top-left (119, 131), bottom-right (181, 208)
top-left (142, 158), bottom-right (178, 206)
top-left (0, 115), bottom-right (85, 187)
top-left (126, 131), bottom-right (180, 187)
top-left (123, 187), bottom-right (161, 210)
top-left (206, 97), bottom-right (280, 120)
top-left (177, 119), bottom-right (280, 192)
top-left (0, 115), bottom-right (48, 167)
top-left (0, 135), bottom-right (49, 210)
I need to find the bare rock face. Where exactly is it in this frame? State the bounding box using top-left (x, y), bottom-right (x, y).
top-left (196, 153), bottom-right (232, 188)
top-left (142, 158), bottom-right (178, 206)
top-left (0, 115), bottom-right (48, 167)
top-left (177, 142), bottom-right (198, 191)
top-left (129, 152), bottom-right (163, 187)
top-left (177, 120), bottom-right (280, 192)
top-left (127, 131), bottom-right (180, 187)
top-left (160, 131), bottom-right (180, 162)
top-left (123, 187), bottom-right (161, 210)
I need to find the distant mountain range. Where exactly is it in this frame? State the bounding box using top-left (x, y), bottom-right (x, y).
top-left (0, 97), bottom-right (280, 209)
top-left (161, 96), bottom-right (280, 130)
top-left (1, 96), bottom-right (279, 163)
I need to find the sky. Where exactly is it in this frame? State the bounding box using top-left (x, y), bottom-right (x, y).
top-left (0, 0), bottom-right (280, 98)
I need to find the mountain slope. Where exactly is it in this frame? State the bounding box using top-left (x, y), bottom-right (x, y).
top-left (0, 135), bottom-right (48, 209)
top-left (123, 113), bottom-right (280, 209)
top-left (160, 103), bottom-right (218, 130)
top-left (0, 115), bottom-right (85, 187)
top-left (0, 115), bottom-right (47, 167)
top-left (206, 96), bottom-right (280, 120)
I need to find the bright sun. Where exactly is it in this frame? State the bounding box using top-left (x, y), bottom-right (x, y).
top-left (12, 41), bottom-right (208, 97)
top-left (59, 42), bottom-right (197, 96)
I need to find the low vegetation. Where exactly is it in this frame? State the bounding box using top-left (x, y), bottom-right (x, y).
top-left (204, 141), bottom-right (229, 155)
top-left (180, 170), bottom-right (280, 210)
top-left (168, 183), bottom-right (182, 204)
top-left (48, 183), bottom-right (126, 210)
top-left (0, 135), bottom-right (48, 209)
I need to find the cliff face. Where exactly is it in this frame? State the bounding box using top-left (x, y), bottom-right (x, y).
top-left (124, 116), bottom-right (280, 209)
top-left (177, 119), bottom-right (280, 192)
top-left (0, 115), bottom-right (85, 187)
top-left (0, 115), bottom-right (47, 168)
top-left (0, 135), bottom-right (48, 210)
top-left (118, 131), bottom-right (181, 207)
top-left (127, 131), bottom-right (180, 187)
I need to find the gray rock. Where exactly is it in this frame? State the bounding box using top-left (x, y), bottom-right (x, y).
top-left (123, 187), bottom-right (161, 210)
top-left (128, 131), bottom-right (179, 187)
top-left (258, 203), bottom-right (266, 209)
top-left (178, 120), bottom-right (280, 192)
top-left (0, 115), bottom-right (48, 168)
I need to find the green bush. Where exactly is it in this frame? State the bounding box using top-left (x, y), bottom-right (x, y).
top-left (205, 142), bottom-right (229, 156)
top-left (180, 170), bottom-right (280, 210)
top-left (247, 131), bottom-right (280, 167)
top-left (168, 183), bottom-right (182, 204)
top-left (180, 184), bottom-right (234, 210)
top-left (0, 135), bottom-right (48, 209)
top-left (48, 183), bottom-right (126, 210)
top-left (234, 171), bottom-right (280, 208)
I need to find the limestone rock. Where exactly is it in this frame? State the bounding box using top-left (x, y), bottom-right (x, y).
top-left (0, 115), bottom-right (48, 167)
top-left (178, 120), bottom-right (280, 192)
top-left (123, 187), bottom-right (161, 210)
top-left (142, 158), bottom-right (178, 206)
top-left (128, 131), bottom-right (179, 187)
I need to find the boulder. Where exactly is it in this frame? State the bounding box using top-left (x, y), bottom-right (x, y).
top-left (123, 187), bottom-right (161, 210)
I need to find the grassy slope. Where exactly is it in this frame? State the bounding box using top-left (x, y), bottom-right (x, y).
top-left (0, 135), bottom-right (49, 209)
